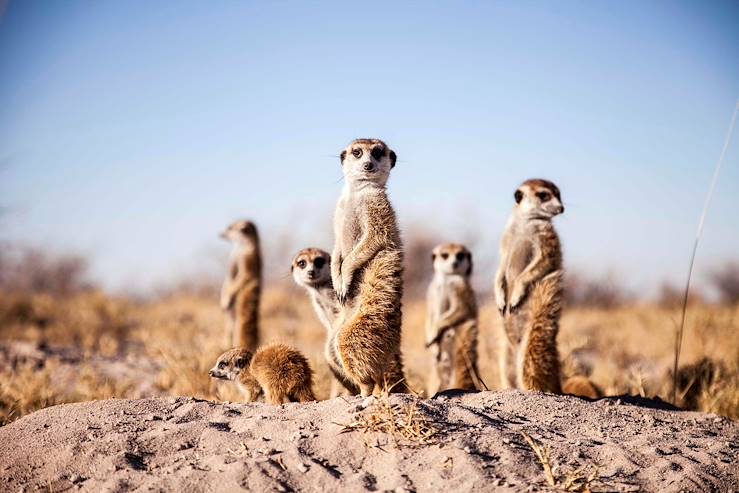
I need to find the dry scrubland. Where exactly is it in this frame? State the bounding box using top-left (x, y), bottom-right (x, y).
top-left (1, 283), bottom-right (738, 426)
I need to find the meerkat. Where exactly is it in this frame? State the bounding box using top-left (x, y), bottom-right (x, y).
top-left (494, 179), bottom-right (565, 394)
top-left (292, 247), bottom-right (408, 398)
top-left (209, 343), bottom-right (316, 404)
top-left (425, 243), bottom-right (482, 393)
top-left (220, 220), bottom-right (262, 351)
top-left (291, 247), bottom-right (359, 398)
top-left (330, 138), bottom-right (408, 397)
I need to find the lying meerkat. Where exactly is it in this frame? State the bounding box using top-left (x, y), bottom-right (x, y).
top-left (425, 243), bottom-right (481, 393)
top-left (494, 179), bottom-right (565, 394)
top-left (220, 220), bottom-right (262, 350)
top-left (331, 138), bottom-right (408, 396)
top-left (209, 343), bottom-right (316, 404)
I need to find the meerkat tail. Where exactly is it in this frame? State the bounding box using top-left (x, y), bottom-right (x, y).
top-left (520, 271), bottom-right (563, 393)
top-left (454, 320), bottom-right (480, 391)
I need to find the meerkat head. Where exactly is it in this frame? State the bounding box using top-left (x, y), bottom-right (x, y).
top-left (431, 243), bottom-right (473, 277)
top-left (208, 348), bottom-right (253, 381)
top-left (514, 179), bottom-right (564, 219)
top-left (220, 220), bottom-right (258, 244)
top-left (291, 248), bottom-right (331, 288)
top-left (339, 139), bottom-right (397, 187)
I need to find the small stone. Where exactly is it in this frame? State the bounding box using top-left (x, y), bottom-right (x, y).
top-left (298, 463), bottom-right (309, 473)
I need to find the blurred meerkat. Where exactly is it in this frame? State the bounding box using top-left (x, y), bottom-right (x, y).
top-left (562, 375), bottom-right (602, 399)
top-left (425, 243), bottom-right (481, 393)
top-left (209, 343), bottom-right (316, 404)
top-left (220, 220), bottom-right (261, 350)
top-left (331, 138), bottom-right (408, 397)
top-left (494, 179), bottom-right (564, 394)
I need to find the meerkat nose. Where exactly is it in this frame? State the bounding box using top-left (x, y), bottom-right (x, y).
top-left (307, 270), bottom-right (316, 279)
top-left (559, 205), bottom-right (565, 213)
top-left (363, 162), bottom-right (375, 172)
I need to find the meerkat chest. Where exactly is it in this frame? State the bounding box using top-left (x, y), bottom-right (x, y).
top-left (506, 236), bottom-right (534, 280)
top-left (338, 194), bottom-right (366, 249)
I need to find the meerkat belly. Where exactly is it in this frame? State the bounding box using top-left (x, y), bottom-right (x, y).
top-left (505, 238), bottom-right (533, 283)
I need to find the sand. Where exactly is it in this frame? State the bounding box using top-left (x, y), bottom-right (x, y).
top-left (0, 391), bottom-right (737, 492)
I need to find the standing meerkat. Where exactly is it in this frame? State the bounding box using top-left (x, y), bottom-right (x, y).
top-left (494, 179), bottom-right (565, 394)
top-left (425, 243), bottom-right (482, 393)
top-left (220, 220), bottom-right (262, 351)
top-left (209, 343), bottom-right (316, 404)
top-left (292, 247), bottom-right (359, 398)
top-left (331, 138), bottom-right (408, 397)
top-left (292, 247), bottom-right (408, 398)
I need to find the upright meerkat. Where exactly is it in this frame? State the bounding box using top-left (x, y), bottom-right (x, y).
top-left (291, 247), bottom-right (359, 398)
top-left (220, 220), bottom-right (262, 350)
top-left (209, 343), bottom-right (316, 404)
top-left (331, 138), bottom-right (408, 396)
top-left (494, 179), bottom-right (565, 394)
top-left (425, 243), bottom-right (481, 393)
top-left (292, 247), bottom-right (408, 398)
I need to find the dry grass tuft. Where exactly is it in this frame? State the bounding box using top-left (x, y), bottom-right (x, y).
top-left (522, 432), bottom-right (600, 492)
top-left (340, 391), bottom-right (438, 448)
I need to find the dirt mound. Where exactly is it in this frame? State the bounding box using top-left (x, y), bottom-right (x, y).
top-left (0, 391), bottom-right (736, 492)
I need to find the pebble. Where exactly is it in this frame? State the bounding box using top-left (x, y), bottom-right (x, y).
top-left (297, 463), bottom-right (309, 473)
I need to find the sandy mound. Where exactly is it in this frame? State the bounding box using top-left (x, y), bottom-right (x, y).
top-left (1, 391), bottom-right (737, 492)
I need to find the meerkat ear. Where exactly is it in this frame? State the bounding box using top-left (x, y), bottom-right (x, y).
top-left (235, 356), bottom-right (247, 369)
top-left (466, 252), bottom-right (473, 276)
top-left (514, 190), bottom-right (523, 204)
top-left (340, 150), bottom-right (347, 163)
top-left (389, 150), bottom-right (397, 168)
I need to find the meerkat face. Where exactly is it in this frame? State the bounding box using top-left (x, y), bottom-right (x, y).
top-left (291, 248), bottom-right (331, 288)
top-left (220, 220), bottom-right (258, 244)
top-left (514, 179), bottom-right (564, 219)
top-left (339, 139), bottom-right (397, 187)
top-left (208, 348), bottom-right (252, 381)
top-left (431, 243), bottom-right (473, 277)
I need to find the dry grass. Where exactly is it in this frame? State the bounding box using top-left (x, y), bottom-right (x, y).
top-left (522, 433), bottom-right (600, 492)
top-left (339, 391), bottom-right (438, 448)
top-left (1, 285), bottom-right (738, 425)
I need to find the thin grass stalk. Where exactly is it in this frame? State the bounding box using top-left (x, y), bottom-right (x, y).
top-left (672, 100), bottom-right (739, 404)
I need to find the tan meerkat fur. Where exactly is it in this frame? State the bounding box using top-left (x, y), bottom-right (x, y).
top-left (209, 344), bottom-right (316, 404)
top-left (292, 247), bottom-right (359, 398)
top-left (331, 138), bottom-right (408, 397)
top-left (220, 220), bottom-right (262, 351)
top-left (562, 375), bottom-right (602, 399)
top-left (494, 179), bottom-right (565, 394)
top-left (425, 243), bottom-right (481, 393)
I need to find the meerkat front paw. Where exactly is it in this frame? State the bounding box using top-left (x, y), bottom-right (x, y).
top-left (508, 282), bottom-right (528, 312)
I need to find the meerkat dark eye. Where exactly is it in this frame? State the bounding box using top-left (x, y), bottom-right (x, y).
top-left (218, 361), bottom-right (226, 369)
top-left (536, 191), bottom-right (551, 202)
top-left (297, 260), bottom-right (307, 269)
top-left (514, 190), bottom-right (523, 203)
top-left (352, 148), bottom-right (362, 159)
top-left (455, 252), bottom-right (465, 262)
top-left (371, 146), bottom-right (384, 160)
top-left (314, 257), bottom-right (326, 269)
top-left (441, 253), bottom-right (449, 260)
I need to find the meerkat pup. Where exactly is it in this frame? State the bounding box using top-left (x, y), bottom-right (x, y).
top-left (220, 220), bottom-right (262, 351)
top-left (331, 138), bottom-right (408, 397)
top-left (209, 343), bottom-right (316, 404)
top-left (292, 247), bottom-right (359, 398)
top-left (425, 243), bottom-right (481, 393)
top-left (494, 179), bottom-right (565, 394)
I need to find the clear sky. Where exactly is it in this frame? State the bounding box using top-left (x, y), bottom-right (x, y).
top-left (0, 1), bottom-right (737, 295)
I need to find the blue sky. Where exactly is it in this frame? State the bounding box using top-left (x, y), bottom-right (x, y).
top-left (0, 1), bottom-right (737, 294)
